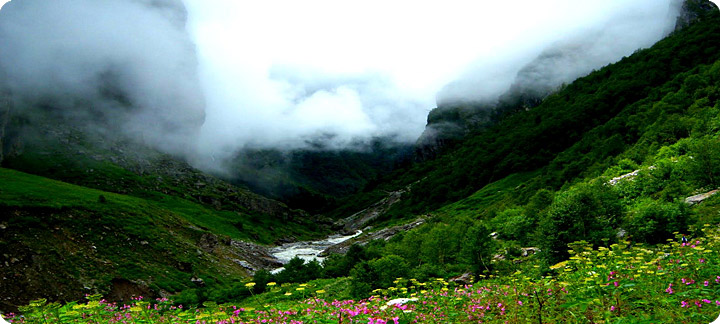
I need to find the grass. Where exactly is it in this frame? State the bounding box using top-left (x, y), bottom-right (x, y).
top-left (9, 226), bottom-right (720, 323)
top-left (0, 167), bottom-right (326, 311)
top-left (437, 171), bottom-right (541, 219)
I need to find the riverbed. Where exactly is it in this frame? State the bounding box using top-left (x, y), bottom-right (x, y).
top-left (269, 230), bottom-right (361, 273)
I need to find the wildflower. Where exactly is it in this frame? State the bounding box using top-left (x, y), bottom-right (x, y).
top-left (267, 282), bottom-right (277, 286)
top-left (665, 284), bottom-right (673, 294)
top-left (610, 306), bottom-right (616, 312)
top-left (245, 282), bottom-right (256, 288)
top-left (517, 300), bottom-right (523, 306)
top-left (705, 281), bottom-right (710, 287)
top-left (681, 301), bottom-right (689, 308)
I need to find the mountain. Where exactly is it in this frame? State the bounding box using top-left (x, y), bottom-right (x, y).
top-left (2, 0), bottom-right (720, 317)
top-left (0, 0), bottom-right (328, 312)
top-left (416, 0), bottom-right (718, 159)
top-left (335, 0), bottom-right (720, 227)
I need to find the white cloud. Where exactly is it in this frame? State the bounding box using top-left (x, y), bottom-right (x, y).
top-left (184, 0), bottom-right (695, 154)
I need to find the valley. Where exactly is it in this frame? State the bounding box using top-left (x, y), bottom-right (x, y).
top-left (2, 0), bottom-right (720, 322)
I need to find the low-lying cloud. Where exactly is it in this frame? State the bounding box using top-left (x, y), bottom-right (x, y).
top-left (0, 0), bottom-right (708, 165)
top-left (0, 0), bottom-right (205, 155)
top-left (184, 0), bottom-right (686, 157)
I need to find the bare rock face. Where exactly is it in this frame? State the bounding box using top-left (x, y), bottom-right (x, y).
top-left (675, 0), bottom-right (720, 31)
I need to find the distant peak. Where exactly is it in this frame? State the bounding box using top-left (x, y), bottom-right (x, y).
top-left (675, 0), bottom-right (719, 31)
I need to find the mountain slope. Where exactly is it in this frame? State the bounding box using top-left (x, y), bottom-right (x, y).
top-left (332, 8), bottom-right (720, 223)
top-left (0, 167), bottom-right (316, 311)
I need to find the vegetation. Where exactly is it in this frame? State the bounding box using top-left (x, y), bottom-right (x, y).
top-left (3, 3), bottom-right (720, 323)
top-left (0, 167), bottom-right (319, 309)
top-left (332, 12), bottom-right (720, 221)
top-left (8, 229), bottom-right (720, 323)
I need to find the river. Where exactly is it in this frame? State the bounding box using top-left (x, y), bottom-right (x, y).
top-left (269, 230), bottom-right (362, 273)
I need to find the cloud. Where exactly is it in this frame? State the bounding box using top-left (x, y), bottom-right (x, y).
top-left (184, 0), bottom-right (687, 156)
top-left (0, 0), bottom-right (205, 155)
top-left (0, 0), bottom-right (705, 163)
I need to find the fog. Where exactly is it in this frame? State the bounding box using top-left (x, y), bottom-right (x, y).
top-left (0, 0), bottom-right (205, 155)
top-left (183, 0), bottom-right (688, 158)
top-left (0, 0), bottom-right (712, 162)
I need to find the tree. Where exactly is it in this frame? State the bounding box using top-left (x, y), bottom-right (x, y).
top-left (625, 198), bottom-right (688, 244)
top-left (460, 223), bottom-right (496, 275)
top-left (688, 136), bottom-right (720, 188)
top-left (537, 182), bottom-right (622, 264)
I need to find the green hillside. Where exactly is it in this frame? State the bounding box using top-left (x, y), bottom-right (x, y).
top-left (334, 10), bottom-right (720, 224)
top-left (0, 167), bottom-right (322, 311)
top-left (4, 1), bottom-right (720, 322)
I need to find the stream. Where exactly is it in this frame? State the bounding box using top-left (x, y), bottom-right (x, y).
top-left (269, 230), bottom-right (362, 273)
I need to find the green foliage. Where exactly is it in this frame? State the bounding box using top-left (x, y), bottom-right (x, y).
top-left (688, 136), bottom-right (720, 188)
top-left (538, 182), bottom-right (622, 263)
top-left (624, 198), bottom-right (689, 244)
top-left (274, 257), bottom-right (324, 284)
top-left (13, 226), bottom-right (720, 323)
top-left (459, 222), bottom-right (496, 275)
top-left (332, 14), bottom-right (720, 224)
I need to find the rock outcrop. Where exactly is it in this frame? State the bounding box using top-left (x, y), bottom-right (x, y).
top-left (685, 189), bottom-right (720, 205)
top-left (321, 218), bottom-right (425, 256)
top-left (675, 0), bottom-right (720, 31)
top-left (333, 185), bottom-right (413, 233)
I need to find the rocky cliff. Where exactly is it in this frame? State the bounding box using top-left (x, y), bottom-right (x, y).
top-left (675, 0), bottom-right (720, 31)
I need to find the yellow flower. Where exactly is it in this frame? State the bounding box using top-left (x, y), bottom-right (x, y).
top-left (267, 282), bottom-right (277, 286)
top-left (245, 282), bottom-right (256, 287)
top-left (316, 290), bottom-right (326, 294)
top-left (284, 292), bottom-right (292, 296)
top-left (296, 287), bottom-right (305, 291)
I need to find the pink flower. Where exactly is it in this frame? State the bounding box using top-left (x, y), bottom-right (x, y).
top-left (610, 306), bottom-right (616, 312)
top-left (705, 281), bottom-right (710, 287)
top-left (613, 281), bottom-right (619, 287)
top-left (681, 301), bottom-right (689, 308)
top-left (700, 258), bottom-right (706, 263)
top-left (517, 301), bottom-right (523, 306)
top-left (665, 284), bottom-right (673, 294)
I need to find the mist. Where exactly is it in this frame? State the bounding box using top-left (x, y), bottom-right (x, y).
top-left (0, 0), bottom-right (712, 165)
top-left (0, 0), bottom-right (205, 156)
top-left (184, 0), bottom-right (689, 160)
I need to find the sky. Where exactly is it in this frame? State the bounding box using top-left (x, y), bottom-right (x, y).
top-left (0, 0), bottom-right (716, 159)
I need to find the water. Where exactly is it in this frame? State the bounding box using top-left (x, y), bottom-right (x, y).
top-left (269, 230), bottom-right (361, 273)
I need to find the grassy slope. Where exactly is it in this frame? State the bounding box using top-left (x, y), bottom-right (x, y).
top-left (0, 167), bottom-right (315, 311)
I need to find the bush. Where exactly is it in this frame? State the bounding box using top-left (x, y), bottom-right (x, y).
top-left (537, 182), bottom-right (622, 263)
top-left (624, 198), bottom-right (689, 244)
